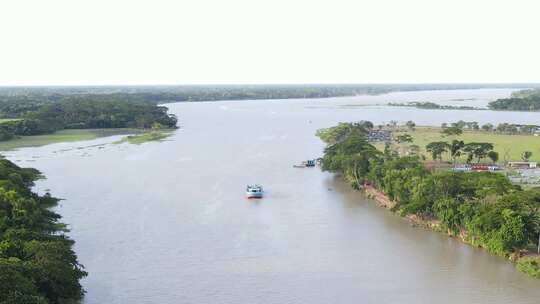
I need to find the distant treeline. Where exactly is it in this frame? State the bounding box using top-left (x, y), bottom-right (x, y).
top-left (1, 84), bottom-right (537, 104)
top-left (389, 101), bottom-right (481, 110)
top-left (0, 96), bottom-right (178, 141)
top-left (0, 158), bottom-right (86, 303)
top-left (489, 89), bottom-right (540, 111)
top-left (442, 120), bottom-right (540, 135)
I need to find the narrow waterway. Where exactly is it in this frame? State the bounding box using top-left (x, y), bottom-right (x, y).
top-left (5, 89), bottom-right (540, 303)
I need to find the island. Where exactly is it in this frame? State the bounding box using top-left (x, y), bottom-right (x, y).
top-left (0, 94), bottom-right (178, 150)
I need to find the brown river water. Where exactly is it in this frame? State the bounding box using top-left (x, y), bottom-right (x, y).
top-left (4, 89), bottom-right (540, 303)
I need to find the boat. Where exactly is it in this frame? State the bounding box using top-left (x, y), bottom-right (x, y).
top-left (305, 159), bottom-right (316, 167)
top-left (246, 184), bottom-right (263, 198)
top-left (294, 159), bottom-right (316, 168)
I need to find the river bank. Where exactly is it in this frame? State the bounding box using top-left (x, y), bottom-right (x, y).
top-left (364, 183), bottom-right (540, 278)
top-left (0, 128), bottom-right (139, 151)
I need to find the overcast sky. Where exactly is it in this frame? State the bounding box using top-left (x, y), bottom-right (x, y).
top-left (1, 0), bottom-right (539, 86)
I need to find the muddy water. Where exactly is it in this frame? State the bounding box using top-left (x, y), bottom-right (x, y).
top-left (5, 89), bottom-right (540, 303)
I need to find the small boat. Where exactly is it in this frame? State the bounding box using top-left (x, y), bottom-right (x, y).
top-left (246, 184), bottom-right (263, 199)
top-left (294, 159), bottom-right (316, 168)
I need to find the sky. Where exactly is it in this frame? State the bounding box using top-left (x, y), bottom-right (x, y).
top-left (1, 0), bottom-right (540, 86)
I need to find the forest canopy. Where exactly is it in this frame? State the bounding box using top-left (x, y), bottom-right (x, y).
top-left (0, 95), bottom-right (178, 141)
top-left (0, 158), bottom-right (86, 303)
top-left (489, 89), bottom-right (540, 111)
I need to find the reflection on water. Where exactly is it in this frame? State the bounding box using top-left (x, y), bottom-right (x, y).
top-left (4, 89), bottom-right (540, 304)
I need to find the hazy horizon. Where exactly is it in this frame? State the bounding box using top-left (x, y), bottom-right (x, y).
top-left (2, 0), bottom-right (540, 86)
top-left (0, 82), bottom-right (539, 88)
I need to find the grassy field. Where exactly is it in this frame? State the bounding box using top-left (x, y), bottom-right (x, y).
top-left (388, 127), bottom-right (540, 162)
top-left (0, 129), bottom-right (137, 151)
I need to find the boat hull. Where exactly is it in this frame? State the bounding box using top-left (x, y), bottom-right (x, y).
top-left (245, 192), bottom-right (263, 199)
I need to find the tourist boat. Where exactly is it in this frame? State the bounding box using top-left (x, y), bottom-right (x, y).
top-left (246, 184), bottom-right (263, 198)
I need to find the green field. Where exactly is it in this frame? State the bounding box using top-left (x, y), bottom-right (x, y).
top-left (0, 129), bottom-right (137, 151)
top-left (388, 127), bottom-right (540, 162)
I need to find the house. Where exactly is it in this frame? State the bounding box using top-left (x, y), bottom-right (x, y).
top-left (453, 164), bottom-right (501, 172)
top-left (508, 161), bottom-right (537, 169)
top-left (367, 130), bottom-right (392, 143)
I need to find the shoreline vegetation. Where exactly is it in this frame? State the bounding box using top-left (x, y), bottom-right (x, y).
top-left (317, 121), bottom-right (540, 279)
top-left (0, 90), bottom-right (180, 151)
top-left (114, 127), bottom-right (174, 145)
top-left (489, 89), bottom-right (540, 111)
top-left (388, 101), bottom-right (484, 110)
top-left (0, 158), bottom-right (86, 303)
top-left (0, 94), bottom-right (178, 143)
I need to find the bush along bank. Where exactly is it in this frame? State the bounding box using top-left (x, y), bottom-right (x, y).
top-left (317, 122), bottom-right (540, 278)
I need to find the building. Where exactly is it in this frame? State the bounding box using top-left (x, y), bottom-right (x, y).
top-left (453, 164), bottom-right (501, 172)
top-left (367, 130), bottom-right (392, 143)
top-left (508, 161), bottom-right (537, 169)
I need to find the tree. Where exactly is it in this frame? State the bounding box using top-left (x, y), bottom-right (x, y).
top-left (316, 122), bottom-right (369, 144)
top-left (488, 151), bottom-right (499, 164)
top-left (448, 140), bottom-right (465, 166)
top-left (359, 120), bottom-right (374, 130)
top-left (481, 123), bottom-right (494, 132)
top-left (426, 141), bottom-right (448, 162)
top-left (452, 120), bottom-right (467, 129)
top-left (396, 134), bottom-right (413, 144)
top-left (321, 132), bottom-right (380, 187)
top-left (463, 142), bottom-right (494, 163)
top-left (521, 151), bottom-right (533, 161)
top-left (405, 120), bottom-right (416, 131)
top-left (441, 126), bottom-right (463, 137)
top-left (465, 121), bottom-right (479, 130)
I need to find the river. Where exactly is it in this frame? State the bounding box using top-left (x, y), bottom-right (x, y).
top-left (4, 88), bottom-right (540, 303)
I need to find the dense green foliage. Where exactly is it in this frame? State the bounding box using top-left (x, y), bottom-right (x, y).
top-left (318, 122), bottom-right (540, 260)
top-left (516, 256), bottom-right (540, 278)
top-left (0, 95), bottom-right (178, 141)
top-left (489, 89), bottom-right (540, 111)
top-left (0, 158), bottom-right (86, 303)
